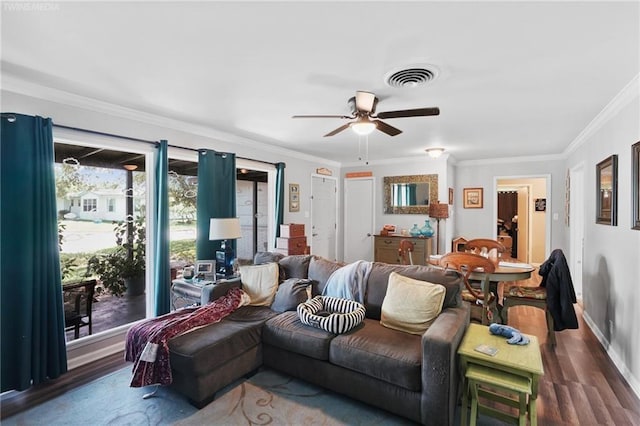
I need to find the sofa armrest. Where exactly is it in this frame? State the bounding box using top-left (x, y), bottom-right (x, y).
top-left (420, 303), bottom-right (470, 426)
top-left (200, 278), bottom-right (242, 305)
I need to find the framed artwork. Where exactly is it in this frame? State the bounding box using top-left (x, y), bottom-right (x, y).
top-left (633, 141), bottom-right (640, 230)
top-left (596, 154), bottom-right (618, 226)
top-left (195, 259), bottom-right (215, 280)
top-left (289, 183), bottom-right (300, 212)
top-left (463, 187), bottom-right (483, 209)
top-left (535, 198), bottom-right (546, 212)
top-left (449, 187), bottom-right (454, 205)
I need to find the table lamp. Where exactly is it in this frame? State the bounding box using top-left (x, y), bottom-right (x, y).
top-left (429, 202), bottom-right (449, 255)
top-left (209, 218), bottom-right (242, 277)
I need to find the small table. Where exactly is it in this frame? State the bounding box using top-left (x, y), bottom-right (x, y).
top-left (430, 256), bottom-right (535, 324)
top-left (458, 323), bottom-right (544, 426)
top-left (171, 275), bottom-right (239, 310)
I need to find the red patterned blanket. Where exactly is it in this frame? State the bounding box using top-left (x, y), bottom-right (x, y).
top-left (125, 287), bottom-right (249, 387)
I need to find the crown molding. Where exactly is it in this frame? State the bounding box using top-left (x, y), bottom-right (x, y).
top-left (456, 153), bottom-right (565, 167)
top-left (1, 72), bottom-right (341, 168)
top-left (564, 73), bottom-right (640, 156)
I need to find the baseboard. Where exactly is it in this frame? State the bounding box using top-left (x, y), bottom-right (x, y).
top-left (582, 311), bottom-right (640, 400)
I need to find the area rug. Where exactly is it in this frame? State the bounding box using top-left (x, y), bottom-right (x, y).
top-left (4, 367), bottom-right (507, 425)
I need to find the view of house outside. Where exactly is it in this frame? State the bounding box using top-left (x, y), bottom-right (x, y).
top-left (56, 157), bottom-right (198, 341)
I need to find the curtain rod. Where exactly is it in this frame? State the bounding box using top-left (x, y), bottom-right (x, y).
top-left (53, 123), bottom-right (159, 145)
top-left (51, 124), bottom-right (278, 167)
top-left (168, 144), bottom-right (277, 167)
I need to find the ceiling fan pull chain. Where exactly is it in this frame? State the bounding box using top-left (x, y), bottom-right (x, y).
top-left (365, 136), bottom-right (370, 165)
top-left (358, 136), bottom-right (362, 161)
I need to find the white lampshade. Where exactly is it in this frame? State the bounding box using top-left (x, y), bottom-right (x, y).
top-left (209, 218), bottom-right (242, 240)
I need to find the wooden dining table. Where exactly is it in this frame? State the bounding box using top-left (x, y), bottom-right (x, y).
top-left (429, 256), bottom-right (536, 324)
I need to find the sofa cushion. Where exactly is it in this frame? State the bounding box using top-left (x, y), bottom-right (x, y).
top-left (366, 263), bottom-right (462, 320)
top-left (279, 255), bottom-right (312, 279)
top-left (169, 318), bottom-right (263, 376)
top-left (226, 305), bottom-right (279, 323)
top-left (308, 256), bottom-right (344, 296)
top-left (329, 318), bottom-right (422, 391)
top-left (270, 278), bottom-right (310, 313)
top-left (263, 311), bottom-right (335, 361)
top-left (239, 263), bottom-right (279, 306)
top-left (380, 272), bottom-right (446, 335)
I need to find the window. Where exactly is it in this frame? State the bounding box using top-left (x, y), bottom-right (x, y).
top-left (83, 198), bottom-right (97, 212)
top-left (55, 141), bottom-right (148, 343)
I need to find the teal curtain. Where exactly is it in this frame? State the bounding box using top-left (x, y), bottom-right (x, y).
top-left (274, 162), bottom-right (285, 242)
top-left (196, 150), bottom-right (236, 260)
top-left (153, 140), bottom-right (170, 315)
top-left (1, 113), bottom-right (67, 391)
top-left (407, 183), bottom-right (417, 206)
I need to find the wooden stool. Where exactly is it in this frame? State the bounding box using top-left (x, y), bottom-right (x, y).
top-left (465, 364), bottom-right (532, 426)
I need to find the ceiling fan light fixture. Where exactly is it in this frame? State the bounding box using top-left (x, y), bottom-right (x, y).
top-left (351, 120), bottom-right (377, 136)
top-left (425, 147), bottom-right (445, 158)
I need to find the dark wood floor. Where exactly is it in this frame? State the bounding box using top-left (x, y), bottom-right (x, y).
top-left (4, 279), bottom-right (640, 424)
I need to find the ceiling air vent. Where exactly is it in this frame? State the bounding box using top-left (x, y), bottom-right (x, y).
top-left (384, 66), bottom-right (438, 88)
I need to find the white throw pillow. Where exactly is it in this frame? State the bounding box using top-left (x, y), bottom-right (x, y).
top-left (380, 272), bottom-right (446, 335)
top-left (239, 263), bottom-right (279, 306)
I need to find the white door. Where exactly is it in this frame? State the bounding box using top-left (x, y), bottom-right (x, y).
top-left (570, 165), bottom-right (584, 298)
top-left (311, 176), bottom-right (337, 260)
top-left (344, 177), bottom-right (374, 263)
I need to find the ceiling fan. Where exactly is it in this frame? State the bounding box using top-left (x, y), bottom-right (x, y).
top-left (292, 91), bottom-right (440, 137)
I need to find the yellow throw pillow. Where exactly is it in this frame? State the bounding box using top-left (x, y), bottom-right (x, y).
top-left (380, 272), bottom-right (446, 335)
top-left (239, 263), bottom-right (279, 306)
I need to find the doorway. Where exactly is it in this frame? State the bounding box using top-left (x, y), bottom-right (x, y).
top-left (311, 175), bottom-right (338, 260)
top-left (496, 176), bottom-right (549, 264)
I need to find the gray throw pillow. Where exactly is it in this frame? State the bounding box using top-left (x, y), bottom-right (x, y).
top-left (271, 278), bottom-right (310, 313)
top-left (279, 255), bottom-right (312, 279)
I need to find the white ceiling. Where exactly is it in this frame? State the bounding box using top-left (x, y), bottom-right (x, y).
top-left (1, 1), bottom-right (639, 164)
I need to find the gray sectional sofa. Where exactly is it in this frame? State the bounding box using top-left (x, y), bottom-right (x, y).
top-left (167, 254), bottom-right (470, 426)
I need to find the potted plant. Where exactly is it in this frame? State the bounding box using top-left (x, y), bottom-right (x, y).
top-left (85, 217), bottom-right (146, 297)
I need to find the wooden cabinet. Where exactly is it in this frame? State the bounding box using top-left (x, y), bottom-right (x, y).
top-left (373, 235), bottom-right (432, 265)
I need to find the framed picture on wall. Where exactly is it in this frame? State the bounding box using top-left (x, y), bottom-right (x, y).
top-left (289, 183), bottom-right (300, 212)
top-left (596, 154), bottom-right (618, 226)
top-left (633, 141), bottom-right (640, 230)
top-left (535, 198), bottom-right (546, 212)
top-left (463, 187), bottom-right (483, 209)
top-left (448, 187), bottom-right (454, 205)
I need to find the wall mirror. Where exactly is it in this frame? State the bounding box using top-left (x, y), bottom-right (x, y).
top-left (384, 174), bottom-right (438, 214)
top-left (596, 154), bottom-right (617, 226)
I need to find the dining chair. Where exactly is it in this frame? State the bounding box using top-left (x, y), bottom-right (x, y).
top-left (502, 249), bottom-right (577, 347)
top-left (439, 252), bottom-right (496, 324)
top-left (398, 239), bottom-right (414, 265)
top-left (464, 239), bottom-right (508, 313)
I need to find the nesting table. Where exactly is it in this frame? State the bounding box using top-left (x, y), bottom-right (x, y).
top-left (458, 323), bottom-right (544, 425)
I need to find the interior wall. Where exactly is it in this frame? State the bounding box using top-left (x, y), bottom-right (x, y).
top-left (565, 92), bottom-right (640, 397)
top-left (454, 159), bottom-right (565, 253)
top-left (341, 156), bottom-right (449, 257)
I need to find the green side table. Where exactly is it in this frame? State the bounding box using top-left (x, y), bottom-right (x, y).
top-left (458, 323), bottom-right (544, 426)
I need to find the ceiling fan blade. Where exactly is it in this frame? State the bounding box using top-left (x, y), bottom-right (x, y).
top-left (292, 114), bottom-right (352, 119)
top-left (355, 91), bottom-right (376, 113)
top-left (376, 107), bottom-right (440, 119)
top-left (373, 120), bottom-right (402, 136)
top-left (323, 123), bottom-right (352, 137)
